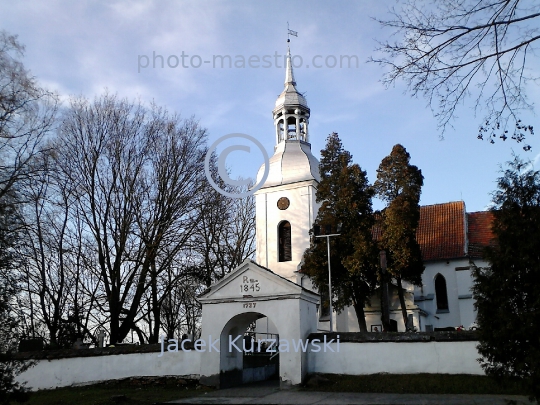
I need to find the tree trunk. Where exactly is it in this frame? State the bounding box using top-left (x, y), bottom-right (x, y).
top-left (132, 323), bottom-right (147, 344)
top-left (352, 298), bottom-right (368, 332)
top-left (149, 259), bottom-right (161, 344)
top-left (109, 289), bottom-right (121, 344)
top-left (396, 277), bottom-right (409, 330)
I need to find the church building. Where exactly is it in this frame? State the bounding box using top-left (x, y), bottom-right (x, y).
top-left (252, 48), bottom-right (495, 333)
top-left (14, 47), bottom-right (495, 392)
top-left (191, 45), bottom-right (496, 387)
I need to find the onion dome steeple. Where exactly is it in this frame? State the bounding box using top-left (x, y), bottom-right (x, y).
top-left (273, 47), bottom-right (310, 145)
top-left (256, 46), bottom-right (319, 189)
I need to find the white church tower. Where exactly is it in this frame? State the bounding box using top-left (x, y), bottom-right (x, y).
top-left (255, 48), bottom-right (321, 282)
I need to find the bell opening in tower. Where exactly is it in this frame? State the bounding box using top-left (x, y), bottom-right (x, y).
top-left (299, 120), bottom-right (306, 141)
top-left (287, 117), bottom-right (297, 140)
top-left (278, 120), bottom-right (285, 142)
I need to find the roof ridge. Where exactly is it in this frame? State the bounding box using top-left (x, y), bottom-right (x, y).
top-left (420, 201), bottom-right (464, 208)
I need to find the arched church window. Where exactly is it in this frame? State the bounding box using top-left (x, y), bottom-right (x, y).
top-left (435, 274), bottom-right (449, 311)
top-left (278, 221), bottom-right (292, 262)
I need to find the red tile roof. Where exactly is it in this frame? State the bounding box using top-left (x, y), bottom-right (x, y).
top-left (467, 211), bottom-right (495, 258)
top-left (373, 201), bottom-right (494, 261)
top-left (416, 201), bottom-right (466, 261)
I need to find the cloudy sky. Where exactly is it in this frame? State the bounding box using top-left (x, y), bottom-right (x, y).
top-left (2, 0), bottom-right (538, 212)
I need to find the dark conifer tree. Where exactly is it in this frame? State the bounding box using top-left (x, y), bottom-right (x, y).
top-left (374, 144), bottom-right (424, 330)
top-left (302, 133), bottom-right (378, 332)
top-left (473, 156), bottom-right (540, 403)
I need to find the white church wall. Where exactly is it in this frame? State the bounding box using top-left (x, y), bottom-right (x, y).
top-left (390, 258), bottom-right (482, 332)
top-left (298, 274), bottom-right (316, 293)
top-left (456, 266), bottom-right (476, 328)
top-left (344, 306), bottom-right (360, 332)
top-left (255, 192), bottom-right (268, 268)
top-left (458, 297), bottom-right (476, 328)
top-left (308, 340), bottom-right (484, 375)
top-left (340, 307), bottom-right (378, 333)
top-left (338, 285), bottom-right (420, 333)
top-left (16, 350), bottom-right (201, 391)
top-left (255, 181), bottom-right (319, 281)
top-left (455, 267), bottom-right (474, 297)
top-left (416, 259), bottom-right (471, 329)
top-left (336, 307), bottom-right (349, 332)
top-left (300, 258), bottom-right (480, 333)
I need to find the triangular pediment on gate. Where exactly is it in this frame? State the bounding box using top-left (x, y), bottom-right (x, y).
top-left (198, 259), bottom-right (318, 304)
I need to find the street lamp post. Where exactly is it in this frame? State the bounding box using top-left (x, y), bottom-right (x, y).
top-left (315, 224), bottom-right (341, 333)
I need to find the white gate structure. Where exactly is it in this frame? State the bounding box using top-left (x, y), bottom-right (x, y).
top-left (198, 259), bottom-right (319, 387)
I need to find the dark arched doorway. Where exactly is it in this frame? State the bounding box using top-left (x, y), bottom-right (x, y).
top-left (219, 312), bottom-right (279, 388)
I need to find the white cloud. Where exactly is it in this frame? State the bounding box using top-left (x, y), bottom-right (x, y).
top-left (1, 0), bottom-right (535, 213)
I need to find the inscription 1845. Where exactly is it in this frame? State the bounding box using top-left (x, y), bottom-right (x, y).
top-left (240, 275), bottom-right (260, 293)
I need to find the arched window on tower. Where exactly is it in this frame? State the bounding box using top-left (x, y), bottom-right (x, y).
top-left (287, 117), bottom-right (297, 139)
top-left (278, 120), bottom-right (285, 142)
top-left (435, 274), bottom-right (449, 311)
top-left (278, 221), bottom-right (292, 262)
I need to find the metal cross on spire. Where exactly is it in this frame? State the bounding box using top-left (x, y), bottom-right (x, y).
top-left (287, 22), bottom-right (298, 43)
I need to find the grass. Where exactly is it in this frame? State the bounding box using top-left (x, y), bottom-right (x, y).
top-left (303, 373), bottom-right (528, 395)
top-left (23, 373), bottom-right (528, 404)
top-left (25, 377), bottom-right (213, 405)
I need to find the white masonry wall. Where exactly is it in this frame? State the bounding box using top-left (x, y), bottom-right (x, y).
top-left (16, 350), bottom-right (201, 391)
top-left (17, 339), bottom-right (484, 391)
top-left (308, 340), bottom-right (483, 375)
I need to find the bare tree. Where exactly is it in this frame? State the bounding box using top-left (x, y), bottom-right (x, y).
top-left (159, 259), bottom-right (203, 340)
top-left (371, 0), bottom-right (539, 148)
top-left (224, 185), bottom-right (256, 270)
top-left (0, 190), bottom-right (32, 403)
top-left (191, 184), bottom-right (232, 288)
top-left (20, 152), bottom-right (71, 347)
top-left (0, 31), bottom-right (57, 199)
top-left (158, 174), bottom-right (255, 340)
top-left (190, 178), bottom-right (255, 288)
top-left (59, 94), bottom-right (152, 345)
top-left (56, 94), bottom-right (208, 344)
top-left (133, 110), bottom-right (207, 343)
top-left (18, 148), bottom-right (101, 347)
top-left (0, 30), bottom-right (53, 399)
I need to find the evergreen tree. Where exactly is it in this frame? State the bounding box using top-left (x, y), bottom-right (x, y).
top-left (374, 144), bottom-right (424, 330)
top-left (473, 156), bottom-right (540, 403)
top-left (302, 133), bottom-right (378, 332)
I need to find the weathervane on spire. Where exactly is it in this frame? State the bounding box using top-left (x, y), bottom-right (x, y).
top-left (287, 22), bottom-right (297, 43)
